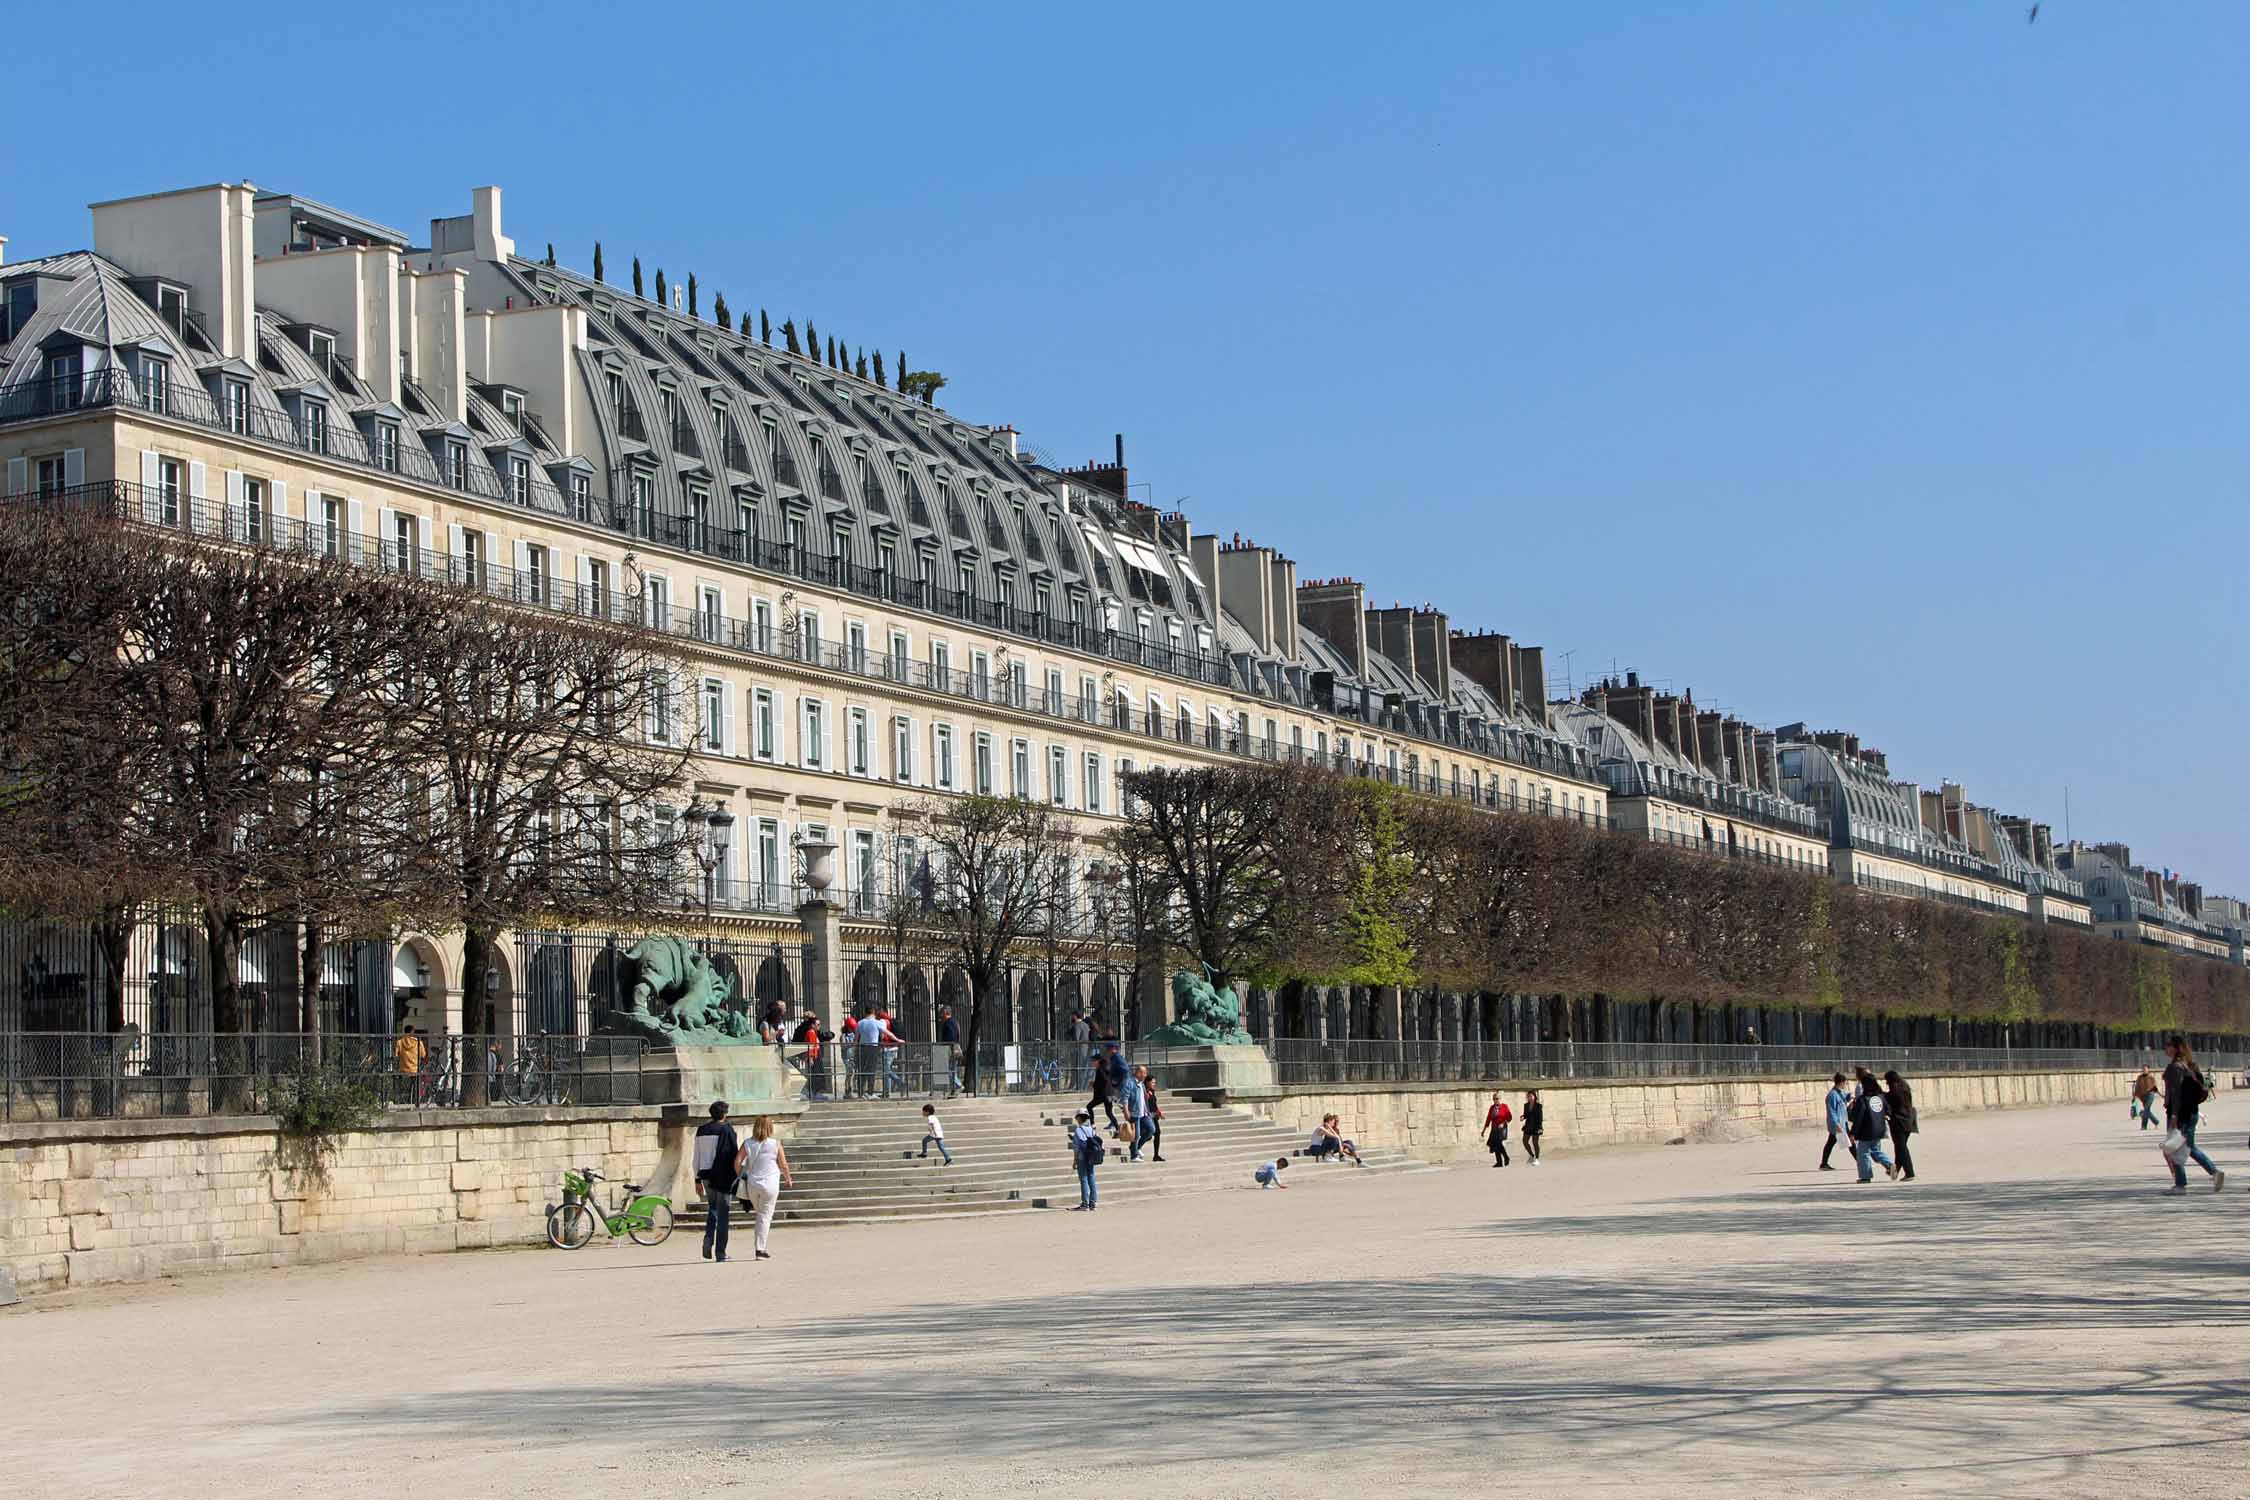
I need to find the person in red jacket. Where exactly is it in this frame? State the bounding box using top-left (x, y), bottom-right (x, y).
top-left (1484, 1092), bottom-right (1514, 1168)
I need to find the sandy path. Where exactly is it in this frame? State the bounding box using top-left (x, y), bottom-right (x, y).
top-left (7, 1096), bottom-right (2247, 1498)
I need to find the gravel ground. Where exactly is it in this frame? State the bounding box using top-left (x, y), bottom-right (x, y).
top-left (8, 1096), bottom-right (2248, 1498)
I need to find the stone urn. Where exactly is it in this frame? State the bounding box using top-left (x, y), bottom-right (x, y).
top-left (796, 836), bottom-right (837, 897)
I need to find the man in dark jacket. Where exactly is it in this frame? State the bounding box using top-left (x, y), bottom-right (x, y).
top-left (938, 1005), bottom-right (962, 1096)
top-left (1087, 1052), bottom-right (1120, 1132)
top-left (1846, 1071), bottom-right (1897, 1184)
top-left (694, 1100), bottom-right (740, 1261)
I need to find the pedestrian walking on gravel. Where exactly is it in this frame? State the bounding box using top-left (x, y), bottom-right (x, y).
top-left (1522, 1090), bottom-right (1544, 1165)
top-left (1140, 1069), bottom-right (1166, 1163)
top-left (1819, 1072), bottom-right (1851, 1170)
top-left (1484, 1092), bottom-right (1513, 1167)
top-left (694, 1100), bottom-right (740, 1262)
top-left (1847, 1071), bottom-right (1897, 1183)
top-left (1882, 1071), bottom-right (1918, 1182)
top-left (2132, 1065), bottom-right (2160, 1130)
top-left (2160, 1037), bottom-right (2223, 1196)
top-left (734, 1115), bottom-right (790, 1260)
top-left (919, 1103), bottom-right (952, 1165)
top-left (1070, 1111), bottom-right (1103, 1210)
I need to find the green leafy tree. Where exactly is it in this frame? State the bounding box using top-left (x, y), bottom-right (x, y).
top-left (900, 370), bottom-right (950, 406)
top-left (593, 242), bottom-right (605, 283)
top-left (1338, 785), bottom-right (1418, 988)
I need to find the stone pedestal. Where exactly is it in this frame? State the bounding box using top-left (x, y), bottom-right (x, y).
top-left (643, 1043), bottom-right (807, 1207)
top-left (798, 897), bottom-right (846, 1038)
top-left (1146, 1044), bottom-right (1282, 1103)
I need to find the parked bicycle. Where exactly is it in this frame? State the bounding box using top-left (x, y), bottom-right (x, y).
top-left (545, 1167), bottom-right (673, 1249)
top-left (418, 1046), bottom-right (461, 1108)
top-left (505, 1034), bottom-right (574, 1106)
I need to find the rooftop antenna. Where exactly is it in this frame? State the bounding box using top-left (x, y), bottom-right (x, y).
top-left (1555, 648), bottom-right (1577, 700)
top-left (2064, 785), bottom-right (2072, 844)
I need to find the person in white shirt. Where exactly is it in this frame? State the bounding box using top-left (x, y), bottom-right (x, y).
top-left (733, 1115), bottom-right (793, 1260)
top-left (851, 1010), bottom-right (902, 1097)
top-left (919, 1103), bottom-right (952, 1165)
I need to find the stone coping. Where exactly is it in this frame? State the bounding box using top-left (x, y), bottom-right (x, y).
top-left (0, 1103), bottom-right (669, 1149)
top-left (1257, 1067), bottom-right (2132, 1099)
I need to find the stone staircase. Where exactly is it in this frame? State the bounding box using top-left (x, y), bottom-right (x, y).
top-left (686, 1096), bottom-right (1432, 1226)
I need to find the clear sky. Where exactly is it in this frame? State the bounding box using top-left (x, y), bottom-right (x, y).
top-left (7, 3), bottom-right (2244, 891)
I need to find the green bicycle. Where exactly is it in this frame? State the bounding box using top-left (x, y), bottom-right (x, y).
top-left (545, 1167), bottom-right (674, 1249)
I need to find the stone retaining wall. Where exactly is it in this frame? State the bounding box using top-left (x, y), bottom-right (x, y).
top-left (0, 1106), bottom-right (674, 1296)
top-left (1249, 1069), bottom-right (2142, 1160)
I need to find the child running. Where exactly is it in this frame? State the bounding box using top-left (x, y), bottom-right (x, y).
top-left (918, 1103), bottom-right (952, 1165)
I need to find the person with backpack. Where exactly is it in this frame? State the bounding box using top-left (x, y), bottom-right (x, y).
top-left (692, 1099), bottom-right (740, 1262)
top-left (1483, 1091), bottom-right (1513, 1167)
top-left (1522, 1090), bottom-right (1545, 1165)
top-left (2161, 1037), bottom-right (2224, 1196)
top-left (1846, 1070), bottom-right (1897, 1183)
top-left (1069, 1110), bottom-right (1104, 1210)
top-left (1820, 1072), bottom-right (1851, 1171)
top-left (1882, 1070), bottom-right (1918, 1182)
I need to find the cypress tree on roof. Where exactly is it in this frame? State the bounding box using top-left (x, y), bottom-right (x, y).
top-left (712, 291), bottom-right (728, 330)
top-left (593, 242), bottom-right (605, 283)
top-left (856, 349), bottom-right (869, 380)
top-left (806, 320), bottom-right (820, 363)
top-left (873, 351), bottom-right (886, 387)
top-left (740, 310), bottom-right (753, 337)
top-left (544, 242), bottom-right (555, 267)
top-left (760, 310), bottom-right (771, 345)
top-left (897, 352), bottom-right (908, 392)
top-left (687, 274), bottom-right (699, 317)
top-left (781, 319), bottom-right (801, 355)
top-left (654, 269), bottom-right (667, 306)
top-left (632, 257), bottom-right (643, 298)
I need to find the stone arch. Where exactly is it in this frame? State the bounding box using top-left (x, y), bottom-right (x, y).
top-left (850, 960), bottom-right (888, 1019)
top-left (393, 936), bottom-right (449, 1038)
top-left (897, 964), bottom-right (934, 1043)
top-left (525, 940), bottom-right (576, 1040)
top-left (754, 951), bottom-right (795, 1010)
top-left (1089, 972), bottom-right (1118, 1032)
top-left (1016, 970), bottom-right (1050, 1044)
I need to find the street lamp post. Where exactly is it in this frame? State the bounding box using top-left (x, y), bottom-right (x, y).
top-left (684, 800), bottom-right (736, 951)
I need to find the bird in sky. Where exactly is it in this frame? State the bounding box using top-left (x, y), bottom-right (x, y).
top-left (2027, 3), bottom-right (2040, 21)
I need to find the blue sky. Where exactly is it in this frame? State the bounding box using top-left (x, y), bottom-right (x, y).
top-left (8, 3), bottom-right (2245, 890)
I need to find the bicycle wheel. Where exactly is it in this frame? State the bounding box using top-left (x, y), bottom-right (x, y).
top-left (505, 1058), bottom-right (537, 1106)
top-left (546, 1201), bottom-right (597, 1250)
top-left (626, 1202), bottom-right (675, 1246)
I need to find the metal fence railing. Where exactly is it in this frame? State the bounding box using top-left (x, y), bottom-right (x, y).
top-left (1267, 1039), bottom-right (2249, 1087)
top-left (0, 1032), bottom-right (649, 1122)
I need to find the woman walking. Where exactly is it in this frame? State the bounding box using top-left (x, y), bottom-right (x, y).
top-left (1847, 1069), bottom-right (1896, 1183)
top-left (2132, 1065), bottom-right (2161, 1130)
top-left (1882, 1071), bottom-right (1917, 1182)
top-left (1140, 1069), bottom-right (1166, 1163)
top-left (1522, 1090), bottom-right (1544, 1165)
top-left (2161, 1037), bottom-right (2224, 1195)
top-left (1483, 1091), bottom-right (1513, 1168)
top-left (734, 1115), bottom-right (793, 1260)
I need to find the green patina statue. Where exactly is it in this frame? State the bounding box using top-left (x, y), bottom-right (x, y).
top-left (1141, 967), bottom-right (1256, 1047)
top-left (601, 936), bottom-right (752, 1045)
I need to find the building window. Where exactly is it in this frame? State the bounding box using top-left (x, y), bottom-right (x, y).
top-left (367, 420), bottom-right (396, 473)
top-left (308, 330), bottom-right (337, 377)
top-left (933, 641), bottom-right (952, 688)
top-left (1046, 669), bottom-right (1065, 715)
top-left (322, 495), bottom-right (344, 559)
top-left (392, 512), bottom-right (420, 573)
top-left (753, 689), bottom-right (776, 761)
top-left (139, 357), bottom-right (169, 412)
top-left (934, 724), bottom-right (956, 790)
top-left (572, 472), bottom-right (592, 520)
top-left (502, 391), bottom-right (526, 429)
top-left (524, 543), bottom-right (547, 603)
top-left (32, 455), bottom-right (65, 497)
top-left (157, 458), bottom-right (182, 526)
top-left (447, 440), bottom-right (469, 490)
top-left (849, 708), bottom-right (871, 775)
top-left (461, 529), bottom-right (485, 590)
top-left (974, 732), bottom-right (994, 795)
top-left (888, 631), bottom-right (910, 681)
top-left (892, 715), bottom-right (913, 782)
top-left (1084, 752), bottom-right (1104, 814)
top-left (586, 558), bottom-right (608, 616)
top-left (646, 575), bottom-right (670, 627)
top-left (846, 621), bottom-right (867, 672)
top-left (751, 597), bottom-right (774, 653)
top-left (510, 456), bottom-right (532, 506)
top-left (649, 671), bottom-right (675, 743)
top-left (224, 379), bottom-right (251, 435)
top-left (958, 561), bottom-right (975, 599)
top-left (303, 400), bottom-right (329, 454)
top-left (703, 680), bottom-right (726, 752)
top-left (756, 819), bottom-right (781, 906)
top-left (802, 699), bottom-right (825, 769)
top-left (1011, 739), bottom-right (1031, 798)
top-left (1049, 745), bottom-right (1068, 806)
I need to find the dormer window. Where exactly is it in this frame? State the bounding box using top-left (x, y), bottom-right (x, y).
top-left (156, 284), bottom-right (187, 335)
top-left (224, 378), bottom-right (251, 435)
top-left (510, 456), bottom-right (532, 505)
top-left (307, 330), bottom-right (337, 379)
top-left (572, 472), bottom-right (592, 520)
top-left (375, 420), bottom-right (400, 472)
top-left (139, 355), bottom-right (170, 413)
top-left (501, 391), bottom-right (526, 429)
top-left (303, 398), bottom-right (329, 454)
top-left (447, 439), bottom-right (469, 490)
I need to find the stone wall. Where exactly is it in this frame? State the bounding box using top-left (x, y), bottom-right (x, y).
top-left (1, 1106), bottom-right (676, 1296)
top-left (1249, 1069), bottom-right (2144, 1160)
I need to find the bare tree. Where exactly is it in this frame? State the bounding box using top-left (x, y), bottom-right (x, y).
top-left (890, 792), bottom-right (1073, 1092)
top-left (395, 580), bottom-right (699, 1100)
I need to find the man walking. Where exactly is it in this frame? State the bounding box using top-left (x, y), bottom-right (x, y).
top-left (1067, 1009), bottom-right (1093, 1088)
top-left (1847, 1070), bottom-right (1897, 1183)
top-left (1087, 1046), bottom-right (1121, 1132)
top-left (938, 1005), bottom-right (962, 1097)
top-left (1122, 1065), bottom-right (1149, 1161)
top-left (1820, 1072), bottom-right (1850, 1171)
top-left (853, 1008), bottom-right (904, 1098)
top-left (693, 1100), bottom-right (740, 1262)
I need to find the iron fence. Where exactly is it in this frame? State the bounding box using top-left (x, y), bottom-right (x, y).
top-left (0, 1031), bottom-right (649, 1121)
top-left (1268, 1039), bottom-right (2250, 1087)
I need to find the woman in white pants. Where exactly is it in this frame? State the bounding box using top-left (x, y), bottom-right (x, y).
top-left (734, 1116), bottom-right (793, 1260)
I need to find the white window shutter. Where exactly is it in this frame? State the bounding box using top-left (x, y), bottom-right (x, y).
top-left (513, 539), bottom-right (531, 589)
top-left (188, 462), bottom-right (206, 522)
top-left (62, 449), bottom-right (84, 489)
top-left (5, 458), bottom-right (24, 496)
top-left (346, 499), bottom-right (364, 558)
top-left (577, 552), bottom-right (593, 595)
top-left (378, 506), bottom-right (398, 568)
top-left (140, 450), bottom-right (160, 521)
top-left (225, 470), bottom-right (246, 538)
top-left (822, 706), bottom-right (834, 775)
top-left (721, 687), bottom-right (735, 756)
top-left (484, 531), bottom-right (500, 591)
top-left (271, 480), bottom-right (288, 526)
top-left (447, 522), bottom-right (465, 563)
